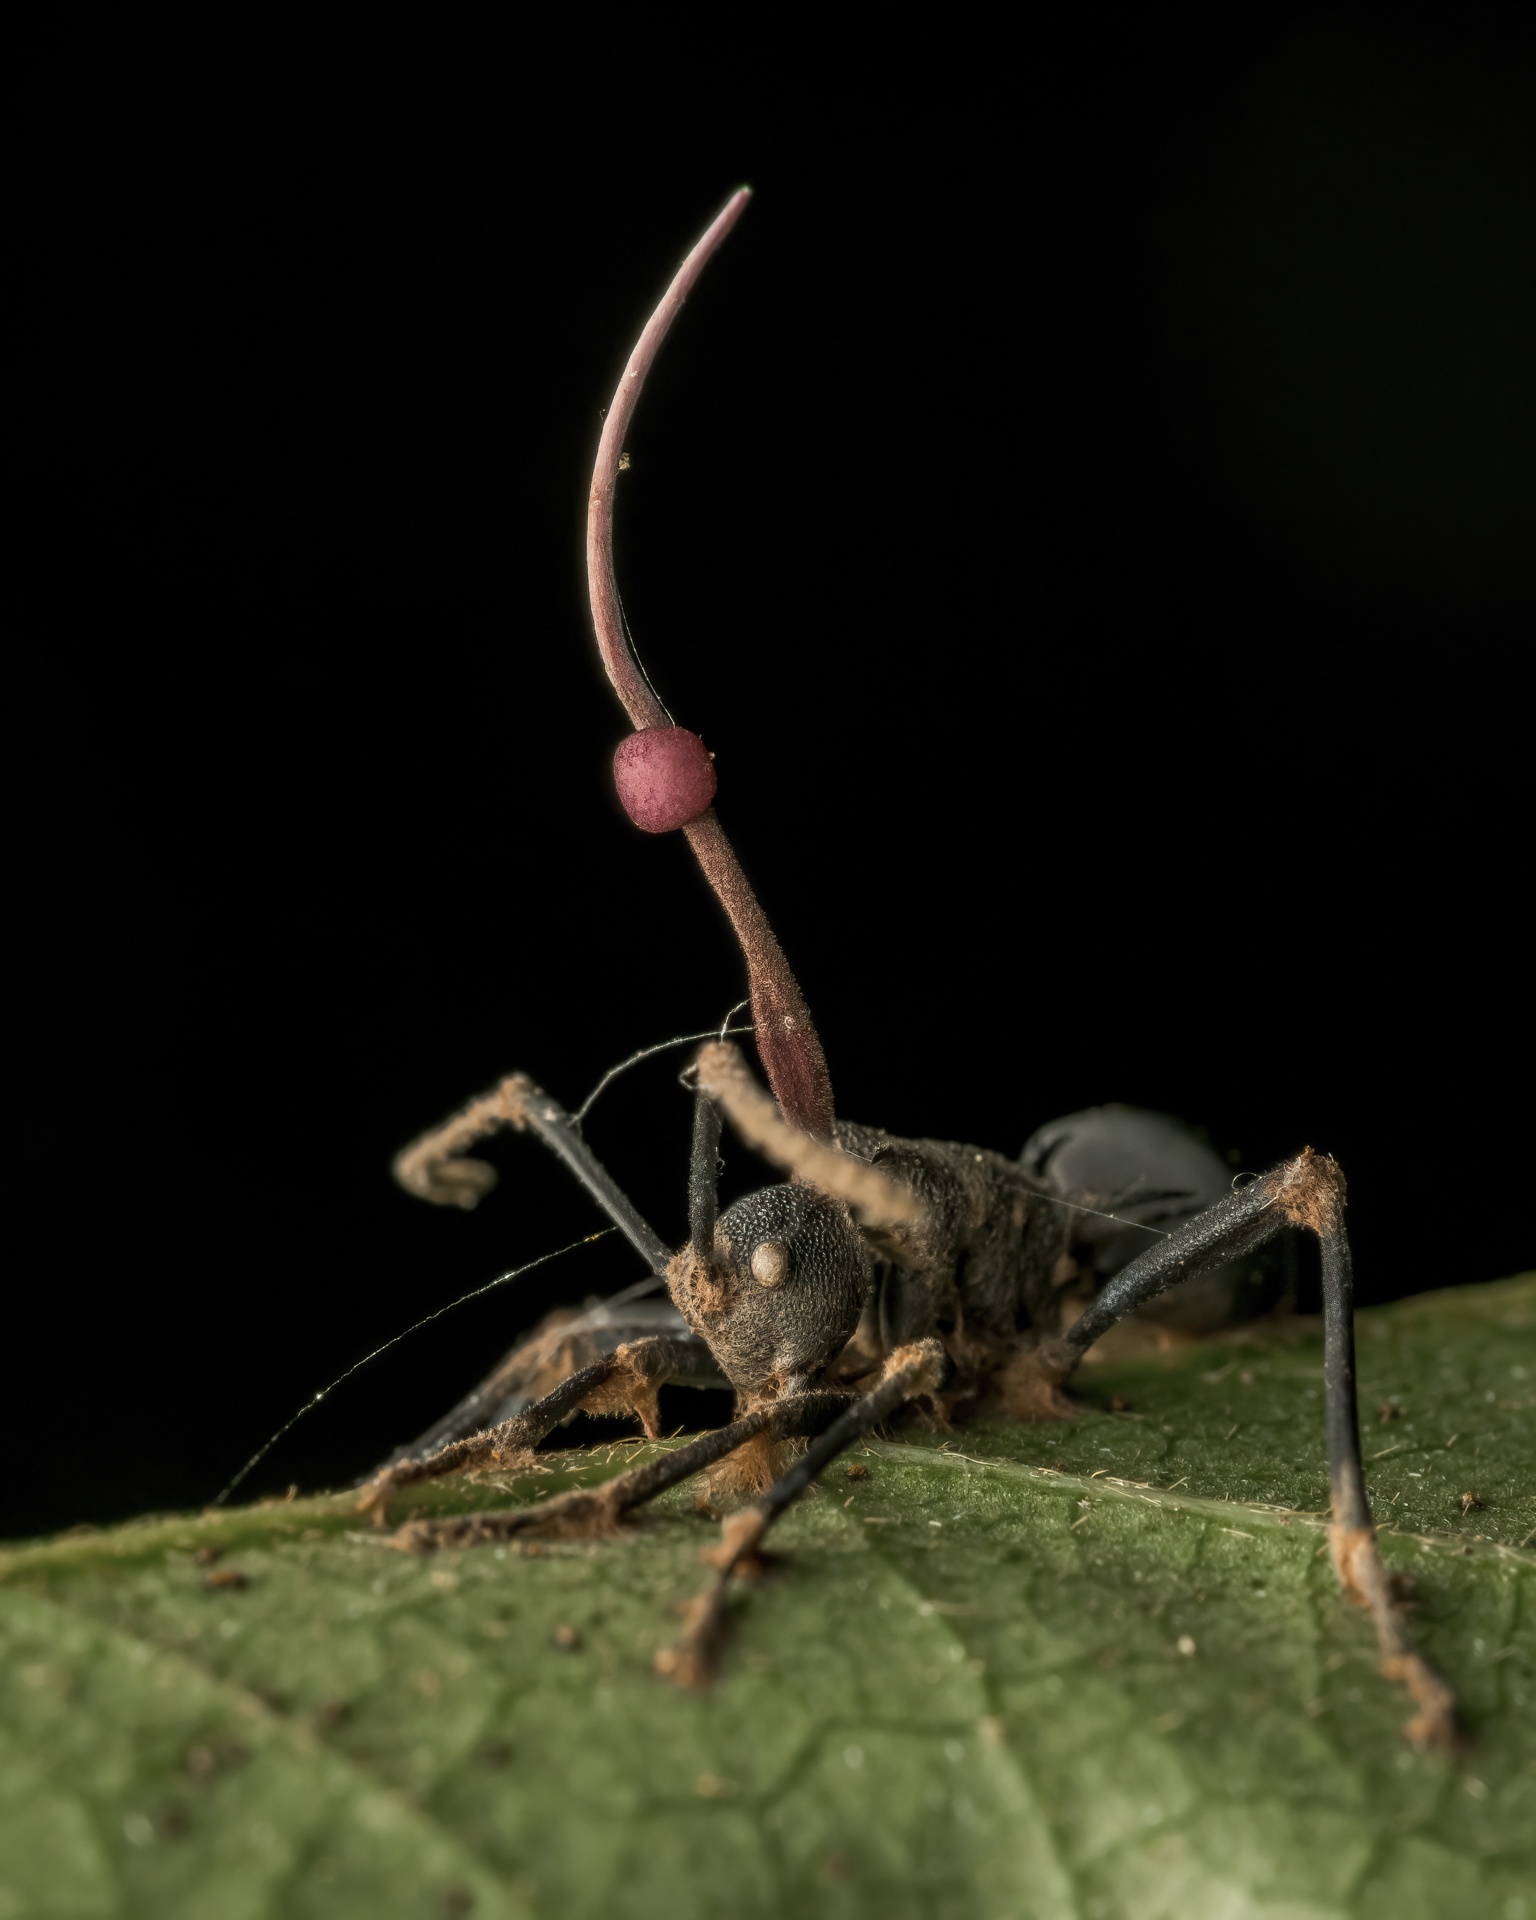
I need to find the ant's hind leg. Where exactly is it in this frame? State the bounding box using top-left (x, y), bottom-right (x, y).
top-left (1049, 1150), bottom-right (1459, 1750)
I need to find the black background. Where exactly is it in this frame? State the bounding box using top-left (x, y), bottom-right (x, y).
top-left (7, 10), bottom-right (1532, 1539)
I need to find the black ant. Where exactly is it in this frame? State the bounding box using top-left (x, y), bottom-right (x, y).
top-left (352, 191), bottom-right (1456, 1748)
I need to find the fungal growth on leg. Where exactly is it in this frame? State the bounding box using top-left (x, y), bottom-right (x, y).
top-left (369, 192), bottom-right (1459, 1748)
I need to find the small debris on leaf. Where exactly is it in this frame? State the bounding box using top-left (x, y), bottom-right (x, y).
top-left (185, 1741), bottom-right (250, 1783)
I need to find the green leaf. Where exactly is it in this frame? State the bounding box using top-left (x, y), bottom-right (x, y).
top-left (4, 1277), bottom-right (1533, 1919)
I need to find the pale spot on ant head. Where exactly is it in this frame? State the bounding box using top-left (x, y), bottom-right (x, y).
top-left (751, 1241), bottom-right (790, 1288)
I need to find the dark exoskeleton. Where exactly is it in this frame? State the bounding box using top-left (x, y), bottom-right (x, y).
top-left (360, 192), bottom-right (1458, 1747)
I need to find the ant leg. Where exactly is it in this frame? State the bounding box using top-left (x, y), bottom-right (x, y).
top-left (378, 1302), bottom-right (723, 1469)
top-left (687, 1082), bottom-right (722, 1250)
top-left (392, 1071), bottom-right (673, 1279)
top-left (1058, 1164), bottom-right (1295, 1358)
top-left (658, 1340), bottom-right (947, 1687)
top-left (357, 1360), bottom-right (617, 1524)
top-left (1316, 1223), bottom-right (1458, 1749)
top-left (694, 1042), bottom-right (921, 1230)
top-left (356, 1335), bottom-right (715, 1525)
top-left (1043, 1150), bottom-right (1459, 1749)
top-left (382, 1390), bottom-right (853, 1552)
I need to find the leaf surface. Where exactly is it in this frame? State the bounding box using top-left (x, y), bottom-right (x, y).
top-left (3, 1277), bottom-right (1533, 1919)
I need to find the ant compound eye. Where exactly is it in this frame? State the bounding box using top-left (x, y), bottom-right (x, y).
top-left (751, 1241), bottom-right (790, 1287)
top-left (613, 726), bottom-right (717, 833)
top-left (669, 1184), bottom-right (871, 1396)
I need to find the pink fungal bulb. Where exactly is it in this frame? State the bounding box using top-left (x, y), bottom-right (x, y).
top-left (613, 725), bottom-right (717, 833)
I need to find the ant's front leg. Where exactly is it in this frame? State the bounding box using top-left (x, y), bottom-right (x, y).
top-left (658, 1340), bottom-right (948, 1687)
top-left (376, 1297), bottom-right (724, 1472)
top-left (1023, 1149), bottom-right (1459, 1750)
top-left (393, 1070), bottom-right (674, 1278)
top-left (356, 1335), bottom-right (712, 1526)
top-left (377, 1388), bottom-right (855, 1553)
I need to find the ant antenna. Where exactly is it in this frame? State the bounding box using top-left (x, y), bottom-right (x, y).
top-left (210, 1228), bottom-right (616, 1509)
top-left (573, 1005), bottom-right (754, 1124)
top-left (1035, 1195), bottom-right (1172, 1237)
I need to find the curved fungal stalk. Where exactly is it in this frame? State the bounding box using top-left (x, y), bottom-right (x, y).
top-left (587, 190), bottom-right (835, 1139)
top-left (587, 189), bottom-right (751, 731)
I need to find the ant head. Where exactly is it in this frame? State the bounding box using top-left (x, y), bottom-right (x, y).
top-left (669, 1182), bottom-right (871, 1397)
